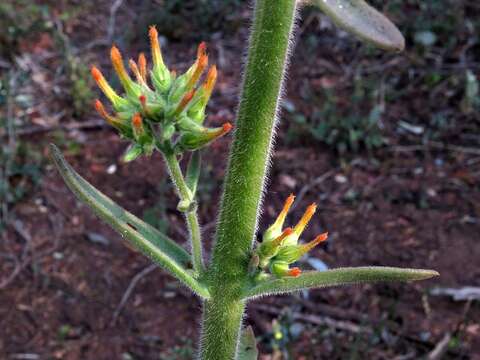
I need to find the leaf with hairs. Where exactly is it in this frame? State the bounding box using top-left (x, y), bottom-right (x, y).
top-left (243, 267), bottom-right (439, 299)
top-left (307, 0), bottom-right (405, 52)
top-left (50, 144), bottom-right (210, 299)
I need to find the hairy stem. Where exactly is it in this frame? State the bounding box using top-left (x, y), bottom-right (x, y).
top-left (200, 0), bottom-right (297, 359)
top-left (163, 150), bottom-right (204, 274)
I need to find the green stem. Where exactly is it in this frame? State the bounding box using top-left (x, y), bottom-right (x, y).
top-left (200, 1), bottom-right (297, 359)
top-left (163, 150), bottom-right (204, 274)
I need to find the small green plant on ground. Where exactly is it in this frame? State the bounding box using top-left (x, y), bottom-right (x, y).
top-left (286, 73), bottom-right (385, 154)
top-left (51, 1), bottom-right (438, 358)
top-left (0, 72), bottom-right (43, 230)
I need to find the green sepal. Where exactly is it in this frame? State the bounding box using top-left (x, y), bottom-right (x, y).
top-left (238, 326), bottom-right (259, 360)
top-left (274, 244), bottom-right (304, 264)
top-left (185, 151), bottom-right (201, 195)
top-left (187, 88), bottom-right (207, 124)
top-left (269, 260), bottom-right (291, 278)
top-left (151, 70), bottom-right (171, 94)
top-left (123, 144), bottom-right (143, 162)
top-left (162, 123), bottom-right (176, 141)
top-left (50, 144), bottom-right (211, 299)
top-left (308, 0), bottom-right (405, 52)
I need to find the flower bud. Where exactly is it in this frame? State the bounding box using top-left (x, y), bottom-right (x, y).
top-left (149, 26), bottom-right (168, 78)
top-left (177, 123), bottom-right (232, 151)
top-left (258, 227), bottom-right (293, 268)
top-left (111, 46), bottom-right (141, 98)
top-left (188, 65), bottom-right (217, 123)
top-left (91, 66), bottom-right (127, 109)
top-left (263, 194), bottom-right (295, 242)
top-left (275, 232), bottom-right (328, 264)
top-left (94, 100), bottom-right (132, 137)
top-left (282, 203), bottom-right (317, 246)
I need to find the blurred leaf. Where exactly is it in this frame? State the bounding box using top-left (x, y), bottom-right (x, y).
top-left (238, 326), bottom-right (258, 360)
top-left (307, 0), bottom-right (405, 51)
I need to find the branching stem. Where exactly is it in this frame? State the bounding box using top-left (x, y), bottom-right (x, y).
top-left (163, 150), bottom-right (204, 274)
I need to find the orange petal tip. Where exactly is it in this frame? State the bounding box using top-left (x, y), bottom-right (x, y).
top-left (222, 122), bottom-right (233, 133)
top-left (91, 66), bottom-right (102, 81)
top-left (110, 45), bottom-right (122, 60)
top-left (197, 42), bottom-right (207, 57)
top-left (288, 268), bottom-right (302, 277)
top-left (149, 25), bottom-right (158, 37)
top-left (132, 113), bottom-right (142, 127)
top-left (316, 232), bottom-right (329, 242)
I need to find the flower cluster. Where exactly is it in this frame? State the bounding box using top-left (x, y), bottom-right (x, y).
top-left (252, 194), bottom-right (328, 278)
top-left (91, 26), bottom-right (232, 161)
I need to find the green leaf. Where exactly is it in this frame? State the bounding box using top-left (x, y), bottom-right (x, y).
top-left (50, 144), bottom-right (210, 299)
top-left (242, 267), bottom-right (439, 299)
top-left (307, 0), bottom-right (405, 52)
top-left (238, 326), bottom-right (259, 360)
top-left (185, 150), bottom-right (201, 195)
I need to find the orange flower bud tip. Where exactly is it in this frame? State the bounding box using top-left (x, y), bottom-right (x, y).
top-left (128, 59), bottom-right (137, 70)
top-left (294, 203), bottom-right (317, 236)
top-left (132, 113), bottom-right (143, 128)
top-left (149, 25), bottom-right (163, 67)
top-left (316, 232), bottom-right (329, 243)
top-left (302, 232), bottom-right (329, 254)
top-left (288, 268), bottom-right (302, 277)
top-left (138, 53), bottom-right (147, 80)
top-left (94, 98), bottom-right (102, 109)
top-left (197, 42), bottom-right (207, 58)
top-left (149, 25), bottom-right (158, 39)
top-left (138, 53), bottom-right (147, 66)
top-left (181, 90), bottom-right (195, 107)
top-left (91, 66), bottom-right (102, 81)
top-left (222, 122), bottom-right (233, 133)
top-left (204, 65), bottom-right (218, 94)
top-left (110, 45), bottom-right (122, 63)
top-left (286, 193), bottom-right (295, 206)
top-left (93, 99), bottom-right (104, 114)
top-left (199, 54), bottom-right (209, 68)
top-left (175, 90), bottom-right (196, 114)
top-left (139, 94), bottom-right (147, 105)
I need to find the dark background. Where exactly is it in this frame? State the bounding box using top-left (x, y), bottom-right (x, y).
top-left (0, 0), bottom-right (479, 358)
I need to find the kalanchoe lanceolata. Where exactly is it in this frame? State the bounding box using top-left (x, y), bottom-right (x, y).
top-left (91, 26), bottom-right (232, 161)
top-left (253, 194), bottom-right (328, 278)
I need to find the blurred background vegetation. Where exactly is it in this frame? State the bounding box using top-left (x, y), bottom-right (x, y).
top-left (0, 0), bottom-right (479, 359)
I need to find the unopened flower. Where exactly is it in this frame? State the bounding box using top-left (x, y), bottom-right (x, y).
top-left (91, 26), bottom-right (232, 160)
top-left (253, 194), bottom-right (328, 278)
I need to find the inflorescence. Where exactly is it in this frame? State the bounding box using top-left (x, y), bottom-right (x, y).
top-left (91, 26), bottom-right (232, 161)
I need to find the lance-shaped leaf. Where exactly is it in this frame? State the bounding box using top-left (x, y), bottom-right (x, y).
top-left (242, 267), bottom-right (439, 299)
top-left (307, 0), bottom-right (405, 52)
top-left (50, 144), bottom-right (210, 299)
top-left (238, 326), bottom-right (259, 360)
